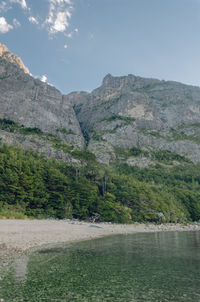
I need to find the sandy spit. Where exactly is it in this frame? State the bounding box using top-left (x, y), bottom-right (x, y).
top-left (0, 219), bottom-right (200, 260)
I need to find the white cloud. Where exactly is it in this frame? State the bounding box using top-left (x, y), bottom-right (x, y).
top-left (41, 75), bottom-right (47, 83)
top-left (45, 0), bottom-right (73, 34)
top-left (66, 32), bottom-right (72, 38)
top-left (9, 0), bottom-right (28, 10)
top-left (0, 1), bottom-right (11, 13)
top-left (13, 18), bottom-right (21, 27)
top-left (51, 11), bottom-right (70, 32)
top-left (64, 44), bottom-right (68, 48)
top-left (0, 0), bottom-right (77, 39)
top-left (65, 28), bottom-right (78, 38)
top-left (0, 17), bottom-right (13, 34)
top-left (28, 16), bottom-right (39, 25)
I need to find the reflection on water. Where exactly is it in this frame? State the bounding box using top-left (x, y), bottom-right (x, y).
top-left (0, 231), bottom-right (200, 302)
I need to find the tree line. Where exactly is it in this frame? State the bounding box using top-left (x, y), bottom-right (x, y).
top-left (0, 144), bottom-right (199, 223)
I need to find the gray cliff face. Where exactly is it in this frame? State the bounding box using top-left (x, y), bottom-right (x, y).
top-left (2, 43), bottom-right (200, 166)
top-left (66, 74), bottom-right (200, 164)
top-left (0, 44), bottom-right (84, 159)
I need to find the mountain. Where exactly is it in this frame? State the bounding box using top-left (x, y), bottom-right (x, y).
top-left (0, 43), bottom-right (84, 164)
top-left (65, 74), bottom-right (200, 166)
top-left (1, 43), bottom-right (200, 223)
top-left (2, 43), bottom-right (200, 167)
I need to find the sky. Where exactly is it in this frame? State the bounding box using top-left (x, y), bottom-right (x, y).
top-left (1, 0), bottom-right (200, 94)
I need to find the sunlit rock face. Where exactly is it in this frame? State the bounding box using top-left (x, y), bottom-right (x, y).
top-left (0, 43), bottom-right (85, 157)
top-left (0, 43), bottom-right (29, 74)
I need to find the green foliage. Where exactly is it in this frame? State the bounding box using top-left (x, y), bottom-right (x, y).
top-left (0, 119), bottom-right (18, 132)
top-left (98, 193), bottom-right (132, 223)
top-left (57, 128), bottom-right (75, 135)
top-left (92, 132), bottom-right (103, 141)
top-left (0, 203), bottom-right (27, 219)
top-left (114, 145), bottom-right (190, 164)
top-left (114, 146), bottom-right (148, 159)
top-left (103, 115), bottom-right (136, 123)
top-left (129, 147), bottom-right (143, 156)
top-left (0, 75), bottom-right (10, 80)
top-left (20, 127), bottom-right (42, 135)
top-left (114, 161), bottom-right (200, 221)
top-left (71, 150), bottom-right (96, 162)
top-left (152, 150), bottom-right (190, 163)
top-left (0, 119), bottom-right (43, 135)
top-left (0, 144), bottom-right (199, 223)
top-left (170, 127), bottom-right (200, 144)
top-left (48, 136), bottom-right (72, 153)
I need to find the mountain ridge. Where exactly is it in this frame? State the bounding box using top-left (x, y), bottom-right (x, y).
top-left (65, 72), bottom-right (200, 165)
top-left (0, 43), bottom-right (85, 164)
top-left (0, 43), bottom-right (200, 223)
top-left (1, 43), bottom-right (200, 166)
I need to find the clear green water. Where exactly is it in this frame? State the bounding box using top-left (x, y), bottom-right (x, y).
top-left (0, 231), bottom-right (200, 302)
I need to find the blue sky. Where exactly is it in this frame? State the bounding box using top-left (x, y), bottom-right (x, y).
top-left (1, 0), bottom-right (200, 93)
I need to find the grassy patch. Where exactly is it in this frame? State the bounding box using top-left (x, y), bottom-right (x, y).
top-left (71, 150), bottom-right (96, 162)
top-left (0, 118), bottom-right (74, 154)
top-left (0, 205), bottom-right (28, 219)
top-left (113, 145), bottom-right (190, 164)
top-left (113, 146), bottom-right (146, 159)
top-left (170, 128), bottom-right (200, 144)
top-left (101, 115), bottom-right (136, 125)
top-left (57, 128), bottom-right (75, 135)
top-left (152, 150), bottom-right (190, 163)
top-left (0, 75), bottom-right (10, 80)
top-left (0, 119), bottom-right (43, 135)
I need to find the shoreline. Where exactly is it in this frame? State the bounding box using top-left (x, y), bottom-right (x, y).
top-left (0, 219), bottom-right (200, 261)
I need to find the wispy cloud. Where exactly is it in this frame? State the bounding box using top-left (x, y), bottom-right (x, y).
top-left (0, 0), bottom-right (29, 13)
top-left (66, 32), bottom-right (72, 38)
top-left (45, 0), bottom-right (73, 34)
top-left (0, 0), bottom-right (77, 39)
top-left (9, 0), bottom-right (28, 10)
top-left (65, 27), bottom-right (78, 38)
top-left (28, 16), bottom-right (39, 25)
top-left (0, 17), bottom-right (13, 33)
top-left (13, 18), bottom-right (21, 27)
top-left (0, 1), bottom-right (11, 13)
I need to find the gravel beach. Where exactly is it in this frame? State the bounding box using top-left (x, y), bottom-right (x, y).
top-left (0, 219), bottom-right (200, 260)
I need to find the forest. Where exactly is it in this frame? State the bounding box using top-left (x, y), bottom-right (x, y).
top-left (0, 144), bottom-right (199, 223)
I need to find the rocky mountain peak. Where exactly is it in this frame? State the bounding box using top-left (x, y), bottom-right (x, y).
top-left (93, 73), bottom-right (160, 98)
top-left (0, 43), bottom-right (29, 74)
top-left (102, 73), bottom-right (113, 84)
top-left (0, 43), bottom-right (85, 155)
top-left (2, 43), bottom-right (200, 166)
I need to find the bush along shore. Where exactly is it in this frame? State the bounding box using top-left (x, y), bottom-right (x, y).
top-left (0, 144), bottom-right (200, 223)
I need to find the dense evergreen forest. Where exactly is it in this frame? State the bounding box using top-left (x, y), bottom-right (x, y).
top-left (0, 144), bottom-right (199, 223)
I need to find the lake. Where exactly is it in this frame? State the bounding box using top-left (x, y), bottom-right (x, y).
top-left (0, 231), bottom-right (200, 302)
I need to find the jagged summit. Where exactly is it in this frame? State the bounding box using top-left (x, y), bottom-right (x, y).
top-left (0, 43), bottom-right (29, 74)
top-left (2, 43), bottom-right (200, 165)
top-left (0, 43), bottom-right (85, 156)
